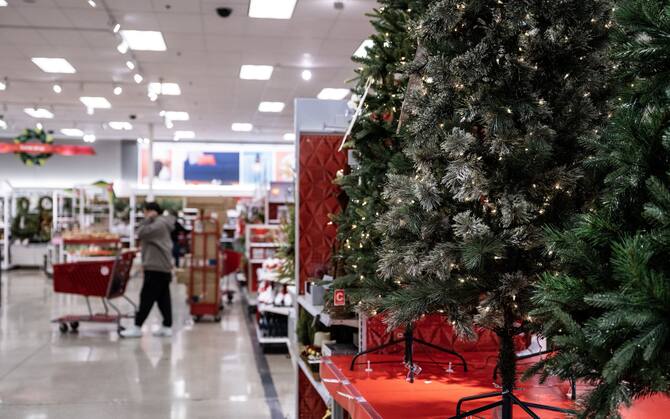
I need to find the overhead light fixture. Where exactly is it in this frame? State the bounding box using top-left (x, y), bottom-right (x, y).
top-left (126, 60), bottom-right (135, 70)
top-left (80, 96), bottom-right (111, 109)
top-left (87, 107), bottom-right (94, 115)
top-left (113, 23), bottom-right (121, 33)
top-left (353, 39), bottom-right (374, 58)
top-left (108, 121), bottom-right (133, 130)
top-left (163, 111), bottom-right (189, 121)
top-left (61, 128), bottom-right (84, 137)
top-left (301, 69), bottom-right (312, 81)
top-left (173, 130), bottom-right (195, 141)
top-left (53, 84), bottom-right (62, 94)
top-left (120, 30), bottom-right (167, 51)
top-left (317, 88), bottom-right (350, 100)
top-left (248, 0), bottom-right (297, 19)
top-left (231, 123), bottom-right (253, 132)
top-left (24, 108), bottom-right (54, 119)
top-left (148, 91), bottom-right (158, 102)
top-left (258, 101), bottom-right (285, 113)
top-left (88, 0), bottom-right (96, 7)
top-left (239, 65), bottom-right (273, 80)
top-left (117, 41), bottom-right (129, 54)
top-left (83, 134), bottom-right (96, 143)
top-left (283, 133), bottom-right (295, 141)
top-left (113, 86), bottom-right (123, 95)
top-left (31, 57), bottom-right (76, 74)
top-left (0, 1), bottom-right (7, 6)
top-left (36, 122), bottom-right (43, 130)
top-left (165, 119), bottom-right (174, 129)
top-left (0, 119), bottom-right (7, 130)
top-left (148, 82), bottom-right (181, 96)
top-left (0, 80), bottom-right (5, 91)
top-left (134, 73), bottom-right (143, 84)
top-left (137, 137), bottom-right (150, 145)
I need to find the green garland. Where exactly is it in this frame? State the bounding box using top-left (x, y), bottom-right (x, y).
top-left (14, 128), bottom-right (54, 166)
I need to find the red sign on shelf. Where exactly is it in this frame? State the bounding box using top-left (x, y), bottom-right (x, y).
top-left (334, 289), bottom-right (346, 307)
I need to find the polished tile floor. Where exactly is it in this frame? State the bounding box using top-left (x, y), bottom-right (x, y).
top-left (0, 268), bottom-right (295, 419)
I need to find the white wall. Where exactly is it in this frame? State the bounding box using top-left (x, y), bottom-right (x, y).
top-left (0, 140), bottom-right (124, 188)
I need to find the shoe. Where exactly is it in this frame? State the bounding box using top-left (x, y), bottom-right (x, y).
top-left (152, 326), bottom-right (173, 337)
top-left (120, 326), bottom-right (143, 338)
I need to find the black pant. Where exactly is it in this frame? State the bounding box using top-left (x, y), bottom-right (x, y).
top-left (135, 270), bottom-right (172, 328)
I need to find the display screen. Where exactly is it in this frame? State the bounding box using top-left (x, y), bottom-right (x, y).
top-left (183, 152), bottom-right (240, 184)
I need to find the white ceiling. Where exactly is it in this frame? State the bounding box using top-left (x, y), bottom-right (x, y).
top-left (0, 0), bottom-right (375, 142)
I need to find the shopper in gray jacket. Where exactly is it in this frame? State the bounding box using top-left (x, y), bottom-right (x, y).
top-left (121, 202), bottom-right (175, 338)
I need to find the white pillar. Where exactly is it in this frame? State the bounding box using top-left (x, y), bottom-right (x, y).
top-left (147, 123), bottom-right (155, 202)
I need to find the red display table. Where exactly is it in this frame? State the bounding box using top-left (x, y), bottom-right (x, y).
top-left (320, 354), bottom-right (670, 419)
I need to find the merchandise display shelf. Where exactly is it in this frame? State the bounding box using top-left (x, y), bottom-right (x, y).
top-left (297, 295), bottom-right (358, 328)
top-left (254, 320), bottom-right (289, 345)
top-left (289, 343), bottom-right (332, 405)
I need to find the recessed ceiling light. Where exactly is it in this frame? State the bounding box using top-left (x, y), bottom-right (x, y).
top-left (53, 84), bottom-right (62, 94)
top-left (283, 133), bottom-right (295, 141)
top-left (231, 123), bottom-right (253, 132)
top-left (353, 39), bottom-right (374, 58)
top-left (36, 122), bottom-right (43, 130)
top-left (117, 41), bottom-right (129, 54)
top-left (83, 134), bottom-right (96, 143)
top-left (113, 86), bottom-right (123, 95)
top-left (148, 82), bottom-right (181, 96)
top-left (31, 57), bottom-right (76, 74)
top-left (301, 69), bottom-right (312, 81)
top-left (148, 91), bottom-right (158, 102)
top-left (61, 128), bottom-right (83, 137)
top-left (0, 119), bottom-right (7, 130)
top-left (258, 101), bottom-right (285, 113)
top-left (120, 30), bottom-right (167, 51)
top-left (164, 111), bottom-right (189, 121)
top-left (126, 61), bottom-right (135, 70)
top-left (174, 130), bottom-right (195, 141)
top-left (88, 0), bottom-right (96, 7)
top-left (240, 65), bottom-right (273, 80)
top-left (137, 137), bottom-right (150, 145)
top-left (80, 96), bottom-right (111, 109)
top-left (24, 108), bottom-right (54, 119)
top-left (108, 121), bottom-right (133, 131)
top-left (134, 74), bottom-right (143, 84)
top-left (113, 23), bottom-right (121, 33)
top-left (249, 0), bottom-right (297, 19)
top-left (317, 88), bottom-right (350, 100)
top-left (0, 1), bottom-right (7, 7)
top-left (0, 80), bottom-right (5, 91)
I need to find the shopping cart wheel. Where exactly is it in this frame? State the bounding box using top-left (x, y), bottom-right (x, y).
top-left (69, 322), bottom-right (79, 332)
top-left (59, 323), bottom-right (68, 333)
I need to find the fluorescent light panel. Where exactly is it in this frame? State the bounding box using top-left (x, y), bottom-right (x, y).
top-left (258, 101), bottom-right (285, 113)
top-left (240, 65), bottom-right (273, 80)
top-left (317, 88), bottom-right (350, 100)
top-left (354, 39), bottom-right (374, 58)
top-left (249, 0), bottom-right (297, 19)
top-left (31, 57), bottom-right (76, 74)
top-left (61, 128), bottom-right (83, 137)
top-left (0, 1), bottom-right (7, 6)
top-left (24, 108), bottom-right (54, 119)
top-left (174, 130), bottom-right (195, 141)
top-left (164, 111), bottom-right (189, 121)
top-left (120, 30), bottom-right (167, 51)
top-left (0, 81), bottom-right (6, 91)
top-left (148, 82), bottom-right (181, 96)
top-left (0, 120), bottom-right (7, 130)
top-left (80, 96), bottom-right (111, 109)
top-left (108, 121), bottom-right (133, 130)
top-left (232, 123), bottom-right (253, 132)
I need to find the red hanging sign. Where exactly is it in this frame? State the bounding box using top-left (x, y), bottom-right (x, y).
top-left (0, 143), bottom-right (96, 156)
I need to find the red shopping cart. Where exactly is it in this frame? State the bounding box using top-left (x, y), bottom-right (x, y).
top-left (52, 250), bottom-right (137, 335)
top-left (221, 249), bottom-right (243, 304)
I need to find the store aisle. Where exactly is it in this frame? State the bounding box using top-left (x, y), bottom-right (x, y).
top-left (0, 269), bottom-right (294, 419)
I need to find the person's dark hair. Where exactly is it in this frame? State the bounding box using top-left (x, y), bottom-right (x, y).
top-left (144, 202), bottom-right (162, 213)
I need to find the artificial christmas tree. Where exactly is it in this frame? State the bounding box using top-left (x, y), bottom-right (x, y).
top-left (374, 0), bottom-right (611, 416)
top-left (331, 0), bottom-right (428, 312)
top-left (530, 1), bottom-right (670, 417)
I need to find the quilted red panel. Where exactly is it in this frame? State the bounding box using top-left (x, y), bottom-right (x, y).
top-left (298, 133), bottom-right (346, 293)
top-left (298, 368), bottom-right (328, 419)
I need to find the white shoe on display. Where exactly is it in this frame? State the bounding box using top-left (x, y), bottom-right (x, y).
top-left (152, 326), bottom-right (173, 337)
top-left (120, 326), bottom-right (143, 338)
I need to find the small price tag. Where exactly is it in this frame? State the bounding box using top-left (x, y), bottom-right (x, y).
top-left (334, 289), bottom-right (346, 307)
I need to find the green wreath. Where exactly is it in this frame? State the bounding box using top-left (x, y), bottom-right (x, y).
top-left (14, 128), bottom-right (54, 166)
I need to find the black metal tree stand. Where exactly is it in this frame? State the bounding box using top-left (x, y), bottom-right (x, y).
top-left (349, 323), bottom-right (468, 383)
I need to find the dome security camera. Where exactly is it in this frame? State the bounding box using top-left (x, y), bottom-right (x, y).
top-left (129, 114), bottom-right (137, 120)
top-left (216, 7), bottom-right (233, 18)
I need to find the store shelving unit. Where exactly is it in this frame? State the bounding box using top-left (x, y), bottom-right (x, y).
top-left (244, 224), bottom-right (285, 297)
top-left (0, 181), bottom-right (12, 270)
top-left (297, 295), bottom-right (359, 328)
top-left (265, 181), bottom-right (295, 225)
